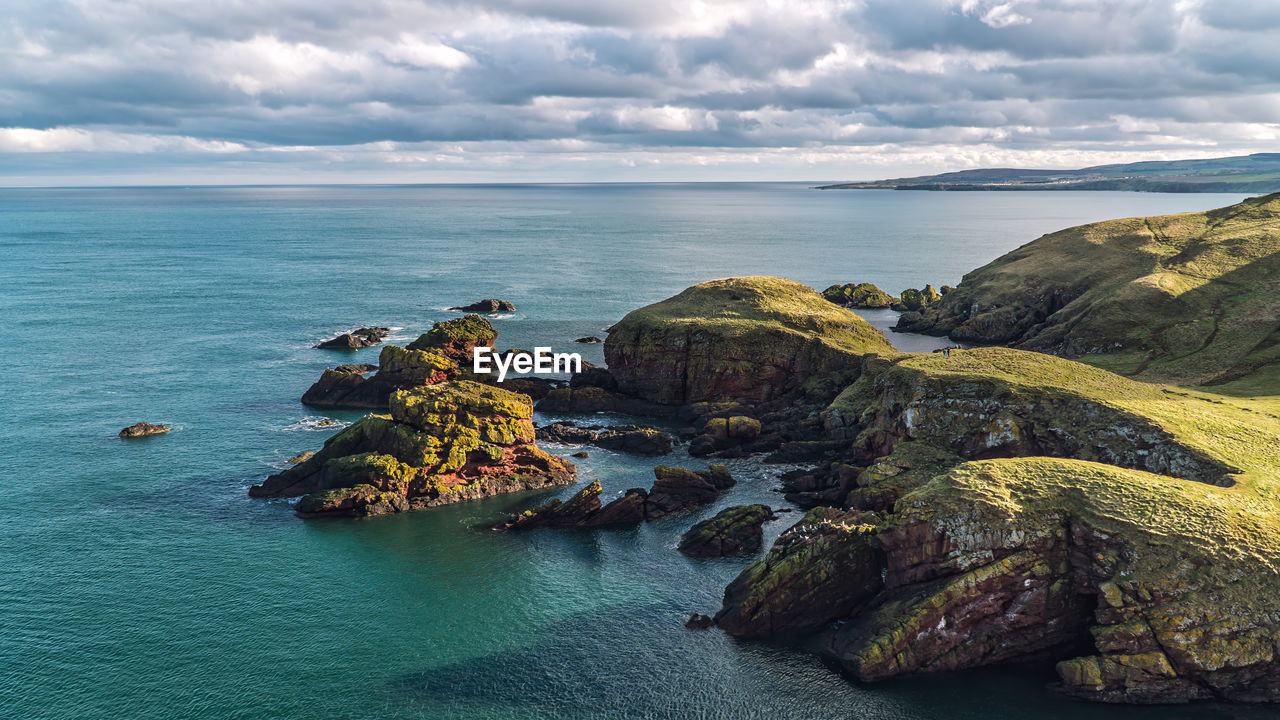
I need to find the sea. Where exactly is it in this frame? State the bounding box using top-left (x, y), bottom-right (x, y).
top-left (0, 184), bottom-right (1267, 719)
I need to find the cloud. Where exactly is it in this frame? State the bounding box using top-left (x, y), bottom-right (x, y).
top-left (0, 0), bottom-right (1278, 182)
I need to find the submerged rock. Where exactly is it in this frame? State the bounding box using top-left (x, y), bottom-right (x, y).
top-left (685, 613), bottom-right (715, 630)
top-left (315, 327), bottom-right (390, 350)
top-left (678, 505), bottom-right (775, 557)
top-left (119, 422), bottom-right (170, 438)
top-left (449, 299), bottom-right (516, 313)
top-left (251, 380), bottom-right (575, 518)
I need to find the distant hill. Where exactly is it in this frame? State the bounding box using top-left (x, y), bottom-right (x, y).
top-left (897, 193), bottom-right (1280, 395)
top-left (818, 153), bottom-right (1280, 192)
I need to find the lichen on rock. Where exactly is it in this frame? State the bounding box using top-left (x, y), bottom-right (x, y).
top-left (251, 380), bottom-right (575, 517)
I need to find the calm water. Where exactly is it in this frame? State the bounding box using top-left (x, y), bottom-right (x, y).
top-left (0, 185), bottom-right (1265, 719)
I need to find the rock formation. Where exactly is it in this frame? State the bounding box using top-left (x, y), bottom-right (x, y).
top-left (604, 277), bottom-right (896, 407)
top-left (536, 421), bottom-right (674, 455)
top-left (500, 464), bottom-right (736, 529)
top-left (822, 282), bottom-right (896, 308)
top-left (250, 380), bottom-right (575, 518)
top-left (119, 422), bottom-right (170, 438)
top-left (315, 327), bottom-right (390, 349)
top-left (301, 315), bottom-right (495, 409)
top-left (677, 504), bottom-right (775, 557)
top-left (449, 299), bottom-right (516, 313)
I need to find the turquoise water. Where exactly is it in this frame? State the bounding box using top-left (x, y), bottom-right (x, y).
top-left (0, 185), bottom-right (1267, 719)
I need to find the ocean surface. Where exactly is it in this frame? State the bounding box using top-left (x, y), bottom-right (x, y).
top-left (0, 184), bottom-right (1268, 719)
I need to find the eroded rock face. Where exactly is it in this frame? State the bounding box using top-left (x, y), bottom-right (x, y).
top-left (251, 380), bottom-right (575, 518)
top-left (715, 508), bottom-right (884, 637)
top-left (301, 315), bottom-right (496, 409)
top-left (604, 277), bottom-right (896, 407)
top-left (829, 459), bottom-right (1280, 704)
top-left (678, 505), bottom-right (775, 557)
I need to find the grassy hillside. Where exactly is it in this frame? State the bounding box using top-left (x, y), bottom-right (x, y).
top-left (897, 193), bottom-right (1280, 398)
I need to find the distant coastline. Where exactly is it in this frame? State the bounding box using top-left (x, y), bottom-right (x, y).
top-left (816, 152), bottom-right (1280, 193)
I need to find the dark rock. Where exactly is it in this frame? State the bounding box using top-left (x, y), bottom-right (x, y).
top-left (685, 613), bottom-right (715, 630)
top-left (449, 299), bottom-right (516, 313)
top-left (119, 422), bottom-right (170, 438)
top-left (571, 451), bottom-right (590, 459)
top-left (589, 488), bottom-right (648, 526)
top-left (678, 504), bottom-right (775, 557)
top-left (536, 421), bottom-right (675, 456)
top-left (644, 465), bottom-right (733, 520)
top-left (715, 508), bottom-right (885, 637)
top-left (500, 481), bottom-right (603, 529)
top-left (574, 336), bottom-right (603, 343)
top-left (315, 327), bottom-right (390, 350)
top-left (569, 366), bottom-right (618, 392)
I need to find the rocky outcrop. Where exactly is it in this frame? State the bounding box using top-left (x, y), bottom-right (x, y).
top-left (891, 285), bottom-right (941, 312)
top-left (678, 505), bottom-right (775, 557)
top-left (574, 336), bottom-right (602, 344)
top-left (406, 314), bottom-right (497, 364)
top-left (285, 451), bottom-right (314, 464)
top-left (301, 315), bottom-right (495, 409)
top-left (500, 464), bottom-right (736, 529)
top-left (315, 327), bottom-right (389, 349)
top-left (119, 422), bottom-right (170, 438)
top-left (536, 421), bottom-right (674, 456)
top-left (688, 415), bottom-right (762, 456)
top-left (449, 299), bottom-right (515, 313)
top-left (250, 380), bottom-right (575, 518)
top-left (715, 508), bottom-right (884, 637)
top-left (604, 277), bottom-right (896, 407)
top-left (822, 282), bottom-right (896, 308)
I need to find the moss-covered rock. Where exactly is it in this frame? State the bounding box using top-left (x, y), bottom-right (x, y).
top-left (604, 276), bottom-right (897, 407)
top-left (678, 504), bottom-right (775, 557)
top-left (822, 282), bottom-right (897, 309)
top-left (893, 285), bottom-right (941, 312)
top-left (407, 313), bottom-right (497, 364)
top-left (251, 380), bottom-right (575, 518)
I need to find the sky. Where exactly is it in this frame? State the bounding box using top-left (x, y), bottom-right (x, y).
top-left (2, 0), bottom-right (1280, 185)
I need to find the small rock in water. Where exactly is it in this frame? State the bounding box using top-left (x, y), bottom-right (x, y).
top-left (119, 422), bottom-right (170, 438)
top-left (315, 418), bottom-right (339, 427)
top-left (449, 299), bottom-right (516, 313)
top-left (685, 613), bottom-right (714, 630)
top-left (315, 327), bottom-right (390, 350)
top-left (574, 336), bottom-right (602, 343)
top-left (286, 451), bottom-right (315, 464)
top-left (571, 451), bottom-right (590, 459)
